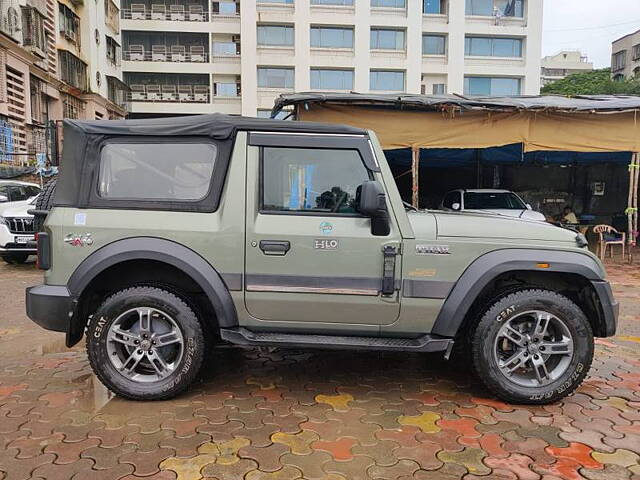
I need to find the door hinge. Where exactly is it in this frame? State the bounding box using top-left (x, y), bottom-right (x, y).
top-left (381, 243), bottom-right (400, 296)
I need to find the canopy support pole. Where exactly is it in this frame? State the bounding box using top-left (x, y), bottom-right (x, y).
top-left (412, 146), bottom-right (420, 208)
top-left (628, 153), bottom-right (639, 263)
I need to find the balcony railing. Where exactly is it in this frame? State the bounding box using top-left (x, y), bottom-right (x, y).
top-left (121, 6), bottom-right (209, 21)
top-left (128, 85), bottom-right (210, 102)
top-left (123, 48), bottom-right (209, 62)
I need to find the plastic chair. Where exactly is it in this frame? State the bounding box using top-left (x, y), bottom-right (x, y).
top-left (593, 224), bottom-right (626, 260)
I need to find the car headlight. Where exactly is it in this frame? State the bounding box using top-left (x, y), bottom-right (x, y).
top-left (0, 216), bottom-right (7, 227)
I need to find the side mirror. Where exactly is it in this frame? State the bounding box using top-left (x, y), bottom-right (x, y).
top-left (356, 180), bottom-right (390, 236)
top-left (526, 203), bottom-right (532, 210)
top-left (0, 195), bottom-right (7, 203)
top-left (451, 202), bottom-right (461, 211)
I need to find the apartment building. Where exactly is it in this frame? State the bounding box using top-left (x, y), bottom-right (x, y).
top-left (611, 29), bottom-right (640, 81)
top-left (120, 0), bottom-right (543, 118)
top-left (0, 0), bottom-right (127, 163)
top-left (540, 50), bottom-right (593, 87)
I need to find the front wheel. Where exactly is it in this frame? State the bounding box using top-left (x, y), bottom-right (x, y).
top-left (86, 286), bottom-right (205, 400)
top-left (472, 289), bottom-right (593, 404)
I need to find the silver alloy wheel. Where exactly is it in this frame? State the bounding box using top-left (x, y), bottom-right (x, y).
top-left (493, 310), bottom-right (574, 387)
top-left (106, 307), bottom-right (184, 383)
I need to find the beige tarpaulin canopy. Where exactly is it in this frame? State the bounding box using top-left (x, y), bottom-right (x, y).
top-left (293, 103), bottom-right (640, 153)
top-left (273, 93), bottom-right (640, 257)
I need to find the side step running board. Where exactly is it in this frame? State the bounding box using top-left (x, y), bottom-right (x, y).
top-left (220, 327), bottom-right (454, 357)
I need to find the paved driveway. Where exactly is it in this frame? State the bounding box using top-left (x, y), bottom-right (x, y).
top-left (0, 257), bottom-right (639, 480)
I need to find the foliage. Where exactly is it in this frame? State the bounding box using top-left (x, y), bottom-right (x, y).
top-left (541, 68), bottom-right (640, 96)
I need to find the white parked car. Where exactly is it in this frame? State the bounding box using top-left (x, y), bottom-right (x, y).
top-left (0, 181), bottom-right (41, 264)
top-left (440, 189), bottom-right (547, 222)
top-left (0, 180), bottom-right (41, 203)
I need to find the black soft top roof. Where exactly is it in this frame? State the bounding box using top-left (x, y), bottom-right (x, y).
top-left (64, 113), bottom-right (366, 138)
top-left (56, 113), bottom-right (365, 209)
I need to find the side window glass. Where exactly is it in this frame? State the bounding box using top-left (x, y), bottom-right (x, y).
top-left (27, 186), bottom-right (41, 197)
top-left (262, 147), bottom-right (370, 214)
top-left (98, 143), bottom-right (217, 201)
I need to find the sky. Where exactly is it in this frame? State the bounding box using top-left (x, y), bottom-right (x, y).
top-left (543, 0), bottom-right (640, 68)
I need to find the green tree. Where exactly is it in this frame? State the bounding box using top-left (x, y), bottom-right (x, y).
top-left (541, 68), bottom-right (640, 95)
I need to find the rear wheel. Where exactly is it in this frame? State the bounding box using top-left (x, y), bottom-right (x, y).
top-left (3, 253), bottom-right (29, 264)
top-left (86, 286), bottom-right (205, 400)
top-left (471, 289), bottom-right (593, 404)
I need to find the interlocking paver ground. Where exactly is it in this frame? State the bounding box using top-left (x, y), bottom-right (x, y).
top-left (1, 254), bottom-right (639, 480)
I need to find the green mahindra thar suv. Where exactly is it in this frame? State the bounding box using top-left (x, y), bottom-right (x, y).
top-left (26, 114), bottom-right (618, 404)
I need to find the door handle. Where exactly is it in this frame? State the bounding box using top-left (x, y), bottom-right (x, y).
top-left (259, 240), bottom-right (290, 256)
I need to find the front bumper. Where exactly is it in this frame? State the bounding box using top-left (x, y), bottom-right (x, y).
top-left (0, 225), bottom-right (35, 254)
top-left (591, 280), bottom-right (619, 337)
top-left (26, 285), bottom-right (75, 334)
top-left (0, 243), bottom-right (37, 254)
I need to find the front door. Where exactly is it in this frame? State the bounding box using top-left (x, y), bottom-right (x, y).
top-left (244, 133), bottom-right (401, 332)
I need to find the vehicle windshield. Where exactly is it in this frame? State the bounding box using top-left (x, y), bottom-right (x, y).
top-left (464, 192), bottom-right (526, 210)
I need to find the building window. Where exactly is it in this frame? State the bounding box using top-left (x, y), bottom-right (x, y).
top-left (258, 67), bottom-right (294, 88)
top-left (258, 0), bottom-right (294, 4)
top-left (371, 0), bottom-right (405, 8)
top-left (370, 28), bottom-right (405, 50)
top-left (422, 34), bottom-right (446, 55)
top-left (465, 36), bottom-right (522, 57)
top-left (465, 0), bottom-right (523, 17)
top-left (464, 76), bottom-right (521, 96)
top-left (61, 92), bottom-right (84, 119)
top-left (21, 7), bottom-right (47, 55)
top-left (106, 36), bottom-right (121, 66)
top-left (612, 51), bottom-right (627, 71)
top-left (633, 44), bottom-right (640, 61)
top-left (432, 83), bottom-right (446, 94)
top-left (424, 0), bottom-right (445, 14)
top-left (257, 25), bottom-right (294, 47)
top-left (310, 26), bottom-right (354, 48)
top-left (214, 82), bottom-right (239, 96)
top-left (370, 70), bottom-right (404, 91)
top-left (107, 76), bottom-right (128, 109)
top-left (30, 75), bottom-right (49, 124)
top-left (213, 41), bottom-right (239, 55)
top-left (212, 1), bottom-right (239, 14)
top-left (104, 0), bottom-right (120, 33)
top-left (58, 50), bottom-right (88, 90)
top-left (58, 3), bottom-right (80, 44)
top-left (311, 0), bottom-right (353, 5)
top-left (262, 147), bottom-right (370, 214)
top-left (310, 69), bottom-right (353, 90)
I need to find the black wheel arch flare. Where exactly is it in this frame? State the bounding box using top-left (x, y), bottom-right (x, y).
top-left (67, 237), bottom-right (238, 346)
top-left (430, 248), bottom-right (613, 338)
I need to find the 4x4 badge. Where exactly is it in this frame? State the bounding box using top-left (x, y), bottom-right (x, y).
top-left (64, 233), bottom-right (94, 247)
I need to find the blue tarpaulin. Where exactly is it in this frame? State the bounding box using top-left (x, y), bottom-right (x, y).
top-left (385, 144), bottom-right (633, 169)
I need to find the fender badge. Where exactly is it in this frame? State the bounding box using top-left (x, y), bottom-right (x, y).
top-left (64, 233), bottom-right (94, 247)
top-left (416, 245), bottom-right (450, 255)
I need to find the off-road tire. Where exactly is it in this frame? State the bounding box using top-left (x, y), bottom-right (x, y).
top-left (33, 179), bottom-right (57, 232)
top-left (86, 286), bottom-right (205, 400)
top-left (471, 289), bottom-right (593, 404)
top-left (2, 253), bottom-right (29, 264)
